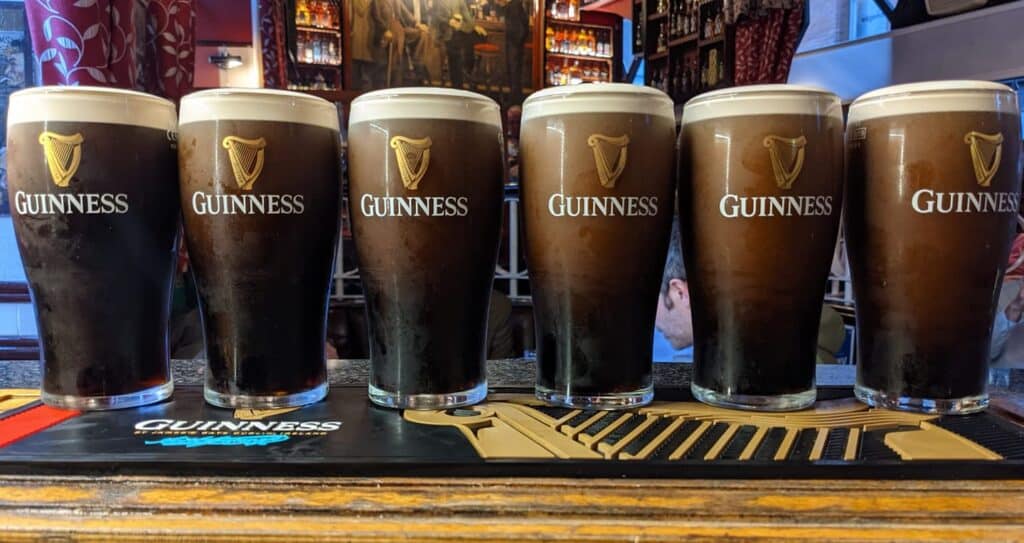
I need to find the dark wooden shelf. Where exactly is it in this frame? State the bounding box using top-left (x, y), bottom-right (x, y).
top-left (668, 33), bottom-right (697, 47)
top-left (549, 76), bottom-right (612, 86)
top-left (647, 11), bottom-right (667, 21)
top-left (297, 24), bottom-right (342, 34)
top-left (298, 89), bottom-right (363, 103)
top-left (648, 50), bottom-right (669, 61)
top-left (694, 80), bottom-right (730, 94)
top-left (296, 61), bottom-right (342, 68)
top-left (545, 51), bottom-right (614, 62)
top-left (698, 35), bottom-right (724, 47)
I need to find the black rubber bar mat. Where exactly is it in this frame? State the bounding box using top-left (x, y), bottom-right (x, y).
top-left (1, 386), bottom-right (1023, 479)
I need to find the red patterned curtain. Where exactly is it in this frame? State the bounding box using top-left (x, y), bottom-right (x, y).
top-left (141, 0), bottom-right (195, 101)
top-left (730, 1), bottom-right (804, 85)
top-left (259, 0), bottom-right (288, 89)
top-left (25, 0), bottom-right (136, 86)
top-left (24, 0), bottom-right (195, 100)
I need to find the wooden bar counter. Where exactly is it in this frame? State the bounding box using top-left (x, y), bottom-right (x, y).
top-left (1, 359), bottom-right (1023, 542)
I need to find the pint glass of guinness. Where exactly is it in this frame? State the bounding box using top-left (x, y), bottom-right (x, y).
top-left (6, 87), bottom-right (180, 410)
top-left (348, 88), bottom-right (504, 410)
top-left (679, 85), bottom-right (844, 411)
top-left (521, 84), bottom-right (675, 409)
top-left (847, 81), bottom-right (1022, 414)
top-left (178, 89), bottom-right (341, 408)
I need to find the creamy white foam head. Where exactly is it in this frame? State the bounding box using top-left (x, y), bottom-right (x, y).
top-left (848, 80), bottom-right (1019, 124)
top-left (681, 84), bottom-right (842, 125)
top-left (349, 87), bottom-right (501, 127)
top-left (179, 88), bottom-right (339, 130)
top-left (521, 83), bottom-right (674, 122)
top-left (8, 86), bottom-right (176, 132)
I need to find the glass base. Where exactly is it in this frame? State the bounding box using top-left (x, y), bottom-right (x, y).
top-left (42, 380), bottom-right (174, 411)
top-left (369, 381), bottom-right (487, 410)
top-left (204, 382), bottom-right (328, 409)
top-left (535, 384), bottom-right (653, 410)
top-left (854, 383), bottom-right (988, 415)
top-left (691, 382), bottom-right (816, 412)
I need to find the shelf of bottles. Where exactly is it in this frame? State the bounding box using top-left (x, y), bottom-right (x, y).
top-left (549, 0), bottom-right (581, 21)
top-left (650, 0), bottom-right (701, 54)
top-left (543, 0), bottom-right (616, 87)
top-left (698, 0), bottom-right (725, 43)
top-left (646, 0), bottom-right (730, 102)
top-left (290, 0), bottom-right (343, 91)
top-left (545, 23), bottom-right (614, 59)
top-left (545, 58), bottom-right (611, 86)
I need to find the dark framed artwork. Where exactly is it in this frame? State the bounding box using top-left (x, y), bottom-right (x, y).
top-left (348, 0), bottom-right (538, 106)
top-left (0, 1), bottom-right (33, 215)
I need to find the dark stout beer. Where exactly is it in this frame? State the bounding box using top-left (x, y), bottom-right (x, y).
top-left (348, 88), bottom-right (504, 409)
top-left (178, 89), bottom-right (341, 408)
top-left (521, 84), bottom-right (675, 409)
top-left (6, 86), bottom-right (179, 410)
top-left (679, 85), bottom-right (844, 411)
top-left (847, 81), bottom-right (1022, 414)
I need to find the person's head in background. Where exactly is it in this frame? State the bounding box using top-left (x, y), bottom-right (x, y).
top-left (656, 217), bottom-right (693, 350)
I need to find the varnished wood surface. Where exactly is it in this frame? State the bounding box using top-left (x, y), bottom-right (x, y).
top-left (2, 475), bottom-right (1024, 541)
top-left (2, 376), bottom-right (1024, 541)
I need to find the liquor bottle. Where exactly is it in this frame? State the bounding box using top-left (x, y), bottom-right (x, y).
top-left (568, 0), bottom-right (577, 19)
top-left (545, 26), bottom-right (555, 51)
top-left (566, 60), bottom-right (576, 84)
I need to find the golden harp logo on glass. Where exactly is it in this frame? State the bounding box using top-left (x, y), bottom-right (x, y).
top-left (390, 136), bottom-right (432, 190)
top-left (909, 131), bottom-right (1015, 214)
top-left (20, 131), bottom-right (128, 215)
top-left (223, 136), bottom-right (267, 190)
top-left (964, 131), bottom-right (1003, 187)
top-left (587, 134), bottom-right (629, 189)
top-left (38, 131), bottom-right (84, 187)
top-left (763, 135), bottom-right (807, 190)
top-left (717, 134), bottom-right (829, 218)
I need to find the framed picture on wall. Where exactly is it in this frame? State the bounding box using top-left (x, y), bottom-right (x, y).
top-left (0, 1), bottom-right (33, 215)
top-left (348, 0), bottom-right (538, 106)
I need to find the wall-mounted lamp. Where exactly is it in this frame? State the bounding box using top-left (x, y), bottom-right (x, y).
top-left (209, 47), bottom-right (244, 70)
